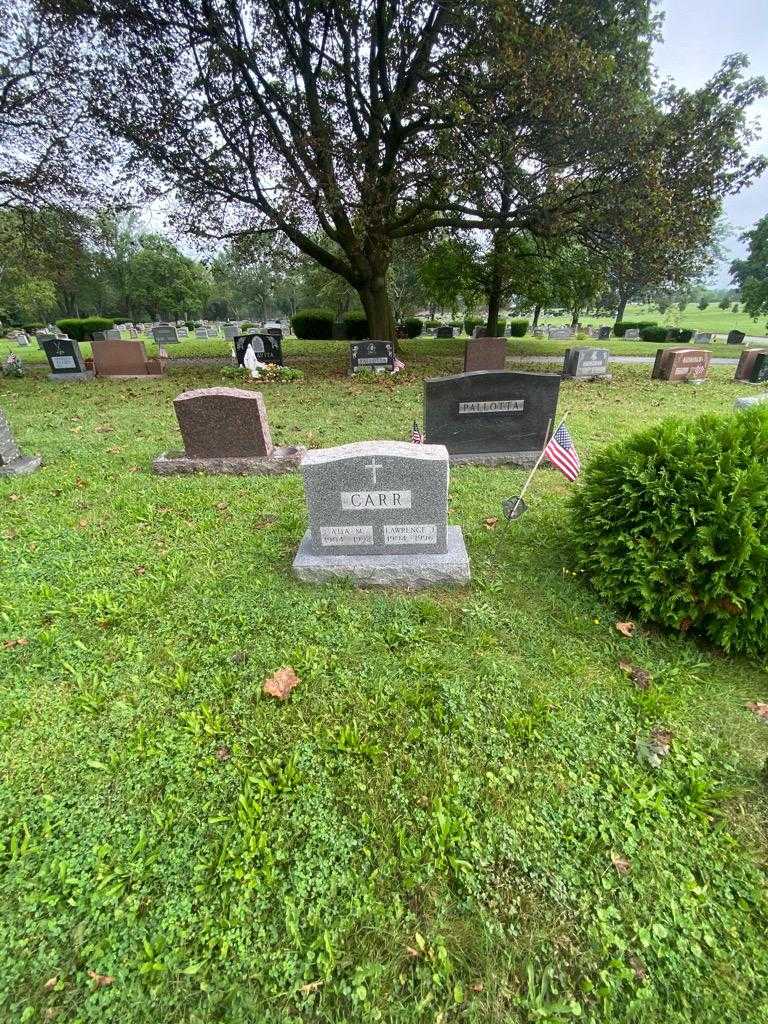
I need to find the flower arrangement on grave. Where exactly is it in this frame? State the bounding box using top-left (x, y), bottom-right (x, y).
top-left (2, 354), bottom-right (24, 378)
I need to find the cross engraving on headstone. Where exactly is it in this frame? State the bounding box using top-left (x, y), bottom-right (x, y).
top-left (365, 457), bottom-right (383, 485)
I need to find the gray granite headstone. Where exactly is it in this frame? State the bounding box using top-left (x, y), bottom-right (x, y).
top-left (105, 328), bottom-right (122, 341)
top-left (15, 333), bottom-right (29, 347)
top-left (152, 325), bottom-right (181, 345)
top-left (195, 327), bottom-right (208, 339)
top-left (549, 327), bottom-right (573, 340)
top-left (693, 332), bottom-right (713, 344)
top-left (292, 440), bottom-right (470, 588)
top-left (624, 328), bottom-right (640, 339)
top-left (423, 370), bottom-right (560, 466)
top-left (40, 336), bottom-right (92, 381)
top-left (223, 323), bottom-right (240, 340)
top-left (435, 326), bottom-right (454, 338)
top-left (562, 347), bottom-right (611, 379)
top-left (0, 408), bottom-right (41, 476)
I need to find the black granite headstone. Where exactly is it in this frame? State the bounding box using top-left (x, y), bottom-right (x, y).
top-left (423, 370), bottom-right (560, 465)
top-left (597, 326), bottom-right (611, 340)
top-left (41, 336), bottom-right (90, 380)
top-left (435, 326), bottom-right (454, 339)
top-left (727, 330), bottom-right (746, 345)
top-left (260, 333), bottom-right (284, 366)
top-left (349, 340), bottom-right (395, 373)
top-left (234, 332), bottom-right (283, 367)
top-left (753, 354), bottom-right (768, 384)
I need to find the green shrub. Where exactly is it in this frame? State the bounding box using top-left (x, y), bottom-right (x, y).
top-left (571, 408), bottom-right (768, 658)
top-left (343, 310), bottom-right (369, 340)
top-left (639, 327), bottom-right (669, 343)
top-left (463, 316), bottom-right (484, 334)
top-left (403, 317), bottom-right (423, 338)
top-left (613, 320), bottom-right (658, 337)
top-left (508, 319), bottom-right (529, 337)
top-left (24, 322), bottom-right (44, 333)
top-left (56, 316), bottom-right (115, 341)
top-left (240, 322), bottom-right (256, 331)
top-left (424, 319), bottom-right (440, 330)
top-left (666, 328), bottom-right (694, 344)
top-left (291, 308), bottom-right (335, 340)
top-left (185, 321), bottom-right (196, 331)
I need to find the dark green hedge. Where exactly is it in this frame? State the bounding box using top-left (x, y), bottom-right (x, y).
top-left (56, 316), bottom-right (115, 341)
top-left (463, 316), bottom-right (484, 334)
top-left (613, 320), bottom-right (658, 337)
top-left (666, 328), bottom-right (695, 344)
top-left (571, 408), bottom-right (768, 658)
top-left (403, 317), bottom-right (423, 338)
top-left (290, 308), bottom-right (335, 340)
top-left (639, 327), bottom-right (668, 343)
top-left (343, 311), bottom-right (369, 340)
top-left (508, 319), bottom-right (529, 337)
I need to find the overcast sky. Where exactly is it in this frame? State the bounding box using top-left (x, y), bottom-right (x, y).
top-left (653, 0), bottom-right (768, 285)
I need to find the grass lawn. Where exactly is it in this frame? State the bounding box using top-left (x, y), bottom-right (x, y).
top-left (1, 352), bottom-right (767, 1023)
top-left (0, 332), bottom-right (760, 368)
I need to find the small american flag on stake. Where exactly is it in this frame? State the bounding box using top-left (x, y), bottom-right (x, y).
top-left (543, 422), bottom-right (581, 481)
top-left (411, 420), bottom-right (423, 444)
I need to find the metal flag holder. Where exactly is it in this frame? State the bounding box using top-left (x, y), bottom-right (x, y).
top-left (502, 413), bottom-right (568, 521)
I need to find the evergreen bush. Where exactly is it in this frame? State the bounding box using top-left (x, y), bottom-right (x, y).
top-left (403, 317), bottom-right (423, 338)
top-left (639, 327), bottom-right (668, 343)
top-left (571, 408), bottom-right (768, 658)
top-left (613, 320), bottom-right (658, 337)
top-left (508, 319), bottom-right (529, 337)
top-left (463, 316), bottom-right (484, 334)
top-left (56, 317), bottom-right (114, 341)
top-left (666, 328), bottom-right (695, 343)
top-left (343, 310), bottom-right (369, 340)
top-left (290, 308), bottom-right (335, 340)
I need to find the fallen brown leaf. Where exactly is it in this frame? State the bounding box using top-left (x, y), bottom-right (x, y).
top-left (75, 478), bottom-right (88, 488)
top-left (263, 666), bottom-right (300, 700)
top-left (42, 976), bottom-right (58, 992)
top-left (134, 566), bottom-right (147, 576)
top-left (215, 745), bottom-right (231, 761)
top-left (484, 516), bottom-right (499, 529)
top-left (216, 502), bottom-right (229, 512)
top-left (254, 516), bottom-right (277, 528)
top-left (87, 970), bottom-right (114, 988)
top-left (299, 980), bottom-right (324, 994)
top-left (7, 493), bottom-right (20, 502)
top-left (3, 529), bottom-right (18, 540)
top-left (616, 621), bottom-right (636, 637)
top-left (618, 660), bottom-right (651, 689)
top-left (3, 638), bottom-right (28, 650)
top-left (471, 981), bottom-right (484, 992)
top-left (77, 519), bottom-right (88, 529)
top-left (746, 702), bottom-right (768, 722)
top-left (128, 466), bottom-right (140, 473)
top-left (611, 851), bottom-right (631, 875)
top-left (405, 946), bottom-right (421, 958)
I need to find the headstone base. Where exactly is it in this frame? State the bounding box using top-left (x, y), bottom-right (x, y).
top-left (152, 445), bottom-right (305, 475)
top-left (447, 450), bottom-right (540, 468)
top-left (47, 372), bottom-right (93, 383)
top-left (0, 454), bottom-right (42, 477)
top-left (95, 373), bottom-right (165, 380)
top-left (562, 372), bottom-right (613, 382)
top-left (292, 525), bottom-right (470, 589)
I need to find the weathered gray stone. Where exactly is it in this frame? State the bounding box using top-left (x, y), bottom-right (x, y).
top-left (292, 440), bottom-right (469, 587)
top-left (0, 408), bottom-right (41, 476)
top-left (734, 393), bottom-right (768, 410)
top-left (153, 447), bottom-right (304, 475)
top-left (293, 525), bottom-right (470, 588)
top-left (562, 347), bottom-right (611, 380)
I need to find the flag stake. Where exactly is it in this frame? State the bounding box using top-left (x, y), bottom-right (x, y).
top-left (507, 413), bottom-right (568, 520)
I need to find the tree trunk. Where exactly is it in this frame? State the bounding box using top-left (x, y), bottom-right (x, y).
top-left (571, 307), bottom-right (580, 328)
top-left (532, 304), bottom-right (541, 329)
top-left (359, 277), bottom-right (395, 341)
top-left (615, 294), bottom-right (628, 325)
top-left (485, 286), bottom-right (502, 337)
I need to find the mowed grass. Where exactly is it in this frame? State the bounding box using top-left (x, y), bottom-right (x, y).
top-left (1, 355), bottom-right (768, 1023)
top-left (0, 329), bottom-right (761, 368)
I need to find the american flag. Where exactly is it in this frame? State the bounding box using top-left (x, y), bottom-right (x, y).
top-left (544, 423), bottom-right (581, 481)
top-left (411, 420), bottom-right (423, 444)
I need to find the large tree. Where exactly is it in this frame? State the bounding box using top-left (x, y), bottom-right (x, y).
top-left (44, 0), bottom-right (687, 341)
top-left (0, 3), bottom-right (107, 210)
top-left (731, 214), bottom-right (768, 320)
